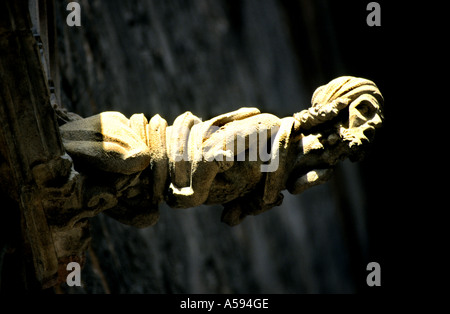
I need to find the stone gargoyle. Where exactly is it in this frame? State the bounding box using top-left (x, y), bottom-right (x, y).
top-left (58, 76), bottom-right (384, 228)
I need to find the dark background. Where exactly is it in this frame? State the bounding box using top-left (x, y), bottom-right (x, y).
top-left (45, 0), bottom-right (424, 294)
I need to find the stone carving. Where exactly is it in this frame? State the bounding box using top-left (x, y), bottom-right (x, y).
top-left (59, 76), bottom-right (384, 227)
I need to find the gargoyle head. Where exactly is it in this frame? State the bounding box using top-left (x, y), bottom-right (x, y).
top-left (311, 76), bottom-right (384, 147)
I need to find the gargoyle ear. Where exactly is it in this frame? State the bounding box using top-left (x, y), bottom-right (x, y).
top-left (60, 112), bottom-right (151, 175)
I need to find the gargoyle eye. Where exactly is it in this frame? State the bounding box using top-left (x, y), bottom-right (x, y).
top-left (354, 100), bottom-right (376, 119)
